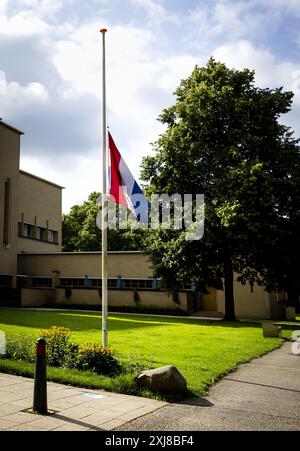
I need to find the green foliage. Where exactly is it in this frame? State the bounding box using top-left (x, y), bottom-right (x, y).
top-left (40, 326), bottom-right (71, 367)
top-left (62, 192), bottom-right (145, 252)
top-left (6, 325), bottom-right (122, 377)
top-left (72, 343), bottom-right (121, 376)
top-left (65, 288), bottom-right (72, 299)
top-left (133, 288), bottom-right (140, 303)
top-left (63, 342), bottom-right (79, 369)
top-left (6, 335), bottom-right (35, 363)
top-left (122, 352), bottom-right (155, 374)
top-left (141, 58), bottom-right (300, 320)
top-left (172, 291), bottom-right (180, 305)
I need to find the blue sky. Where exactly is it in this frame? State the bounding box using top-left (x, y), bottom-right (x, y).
top-left (1, 0), bottom-right (300, 211)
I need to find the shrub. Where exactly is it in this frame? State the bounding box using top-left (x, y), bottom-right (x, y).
top-left (172, 291), bottom-right (180, 305)
top-left (5, 327), bottom-right (124, 378)
top-left (40, 326), bottom-right (71, 367)
top-left (6, 335), bottom-right (35, 363)
top-left (73, 343), bottom-right (121, 376)
top-left (65, 288), bottom-right (72, 299)
top-left (63, 342), bottom-right (79, 369)
top-left (133, 288), bottom-right (140, 303)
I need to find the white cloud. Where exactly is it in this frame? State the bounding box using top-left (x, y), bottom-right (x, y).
top-left (13, 0), bottom-right (75, 15)
top-left (0, 11), bottom-right (51, 36)
top-left (259, 0), bottom-right (300, 15)
top-left (129, 0), bottom-right (177, 23)
top-left (51, 21), bottom-right (198, 187)
top-left (213, 40), bottom-right (300, 136)
top-left (213, 40), bottom-right (300, 97)
top-left (184, 1), bottom-right (266, 50)
top-left (0, 0), bottom-right (7, 15)
top-left (1, 0), bottom-right (300, 212)
top-left (0, 70), bottom-right (49, 105)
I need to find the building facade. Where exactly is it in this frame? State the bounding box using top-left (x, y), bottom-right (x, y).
top-left (0, 120), bottom-right (63, 295)
top-left (0, 119), bottom-right (290, 319)
top-left (0, 121), bottom-right (21, 290)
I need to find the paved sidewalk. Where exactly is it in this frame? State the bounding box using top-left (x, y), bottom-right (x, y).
top-left (0, 374), bottom-right (167, 431)
top-left (117, 342), bottom-right (300, 431)
top-left (1, 342), bottom-right (299, 431)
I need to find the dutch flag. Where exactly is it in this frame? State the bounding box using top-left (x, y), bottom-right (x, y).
top-left (108, 132), bottom-right (149, 224)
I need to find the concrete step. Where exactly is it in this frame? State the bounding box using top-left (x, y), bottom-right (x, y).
top-left (192, 311), bottom-right (224, 318)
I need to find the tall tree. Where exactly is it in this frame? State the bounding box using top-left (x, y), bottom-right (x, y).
top-left (141, 58), bottom-right (299, 320)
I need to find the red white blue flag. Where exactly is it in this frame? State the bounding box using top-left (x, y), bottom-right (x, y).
top-left (108, 132), bottom-right (148, 223)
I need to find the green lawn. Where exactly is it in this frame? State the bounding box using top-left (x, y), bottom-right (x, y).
top-left (0, 308), bottom-right (295, 396)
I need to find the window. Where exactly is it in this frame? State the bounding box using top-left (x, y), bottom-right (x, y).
top-left (36, 227), bottom-right (42, 240)
top-left (90, 279), bottom-right (117, 288)
top-left (60, 278), bottom-right (118, 289)
top-left (108, 279), bottom-right (117, 288)
top-left (19, 223), bottom-right (32, 238)
top-left (31, 277), bottom-right (52, 288)
top-left (18, 222), bottom-right (58, 244)
top-left (123, 279), bottom-right (153, 289)
top-left (91, 279), bottom-right (101, 288)
top-left (22, 224), bottom-right (31, 238)
top-left (0, 275), bottom-right (12, 288)
top-left (48, 230), bottom-right (57, 243)
top-left (60, 278), bottom-right (85, 288)
top-left (3, 179), bottom-right (11, 245)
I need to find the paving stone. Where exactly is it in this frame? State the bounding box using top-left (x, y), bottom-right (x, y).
top-left (0, 418), bottom-right (19, 430)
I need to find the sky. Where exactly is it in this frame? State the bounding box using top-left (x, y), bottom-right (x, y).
top-left (1, 0), bottom-right (300, 212)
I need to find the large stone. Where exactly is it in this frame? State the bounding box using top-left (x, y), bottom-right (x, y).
top-left (135, 365), bottom-right (187, 394)
top-left (262, 322), bottom-right (282, 338)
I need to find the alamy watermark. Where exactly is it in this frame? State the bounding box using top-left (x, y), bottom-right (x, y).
top-left (96, 190), bottom-right (205, 241)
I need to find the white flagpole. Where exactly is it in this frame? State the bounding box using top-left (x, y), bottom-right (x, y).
top-left (100, 28), bottom-right (108, 347)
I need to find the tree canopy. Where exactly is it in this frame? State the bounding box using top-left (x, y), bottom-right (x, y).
top-left (62, 192), bottom-right (144, 252)
top-left (140, 58), bottom-right (300, 319)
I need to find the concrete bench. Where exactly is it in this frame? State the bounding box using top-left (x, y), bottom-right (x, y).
top-left (262, 322), bottom-right (282, 338)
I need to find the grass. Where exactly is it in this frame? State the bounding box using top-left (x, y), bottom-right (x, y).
top-left (0, 358), bottom-right (167, 401)
top-left (0, 308), bottom-right (295, 398)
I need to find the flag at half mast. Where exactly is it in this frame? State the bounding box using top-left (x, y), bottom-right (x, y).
top-left (108, 131), bottom-right (148, 224)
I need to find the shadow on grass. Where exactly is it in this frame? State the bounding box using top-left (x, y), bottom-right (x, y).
top-left (0, 309), bottom-right (168, 332)
top-left (0, 308), bottom-right (267, 334)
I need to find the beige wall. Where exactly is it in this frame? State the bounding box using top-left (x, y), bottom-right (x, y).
top-left (18, 253), bottom-right (284, 319)
top-left (268, 292), bottom-right (286, 320)
top-left (21, 288), bottom-right (55, 307)
top-left (54, 288), bottom-right (187, 309)
top-left (18, 171), bottom-right (62, 253)
top-left (216, 274), bottom-right (271, 319)
top-left (18, 252), bottom-right (152, 278)
top-left (0, 123), bottom-right (21, 285)
top-left (203, 288), bottom-right (217, 311)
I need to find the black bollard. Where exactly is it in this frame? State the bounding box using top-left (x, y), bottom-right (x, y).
top-left (33, 338), bottom-right (48, 414)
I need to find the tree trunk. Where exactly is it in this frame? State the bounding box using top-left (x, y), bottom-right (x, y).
top-left (223, 248), bottom-right (236, 321)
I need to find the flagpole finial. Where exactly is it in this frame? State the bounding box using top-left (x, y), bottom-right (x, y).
top-left (100, 28), bottom-right (107, 33)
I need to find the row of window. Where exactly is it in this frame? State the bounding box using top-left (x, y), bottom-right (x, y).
top-left (30, 277), bottom-right (159, 290)
top-left (6, 276), bottom-right (194, 291)
top-left (60, 278), bottom-right (155, 289)
top-left (19, 222), bottom-right (58, 244)
top-left (31, 277), bottom-right (52, 288)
